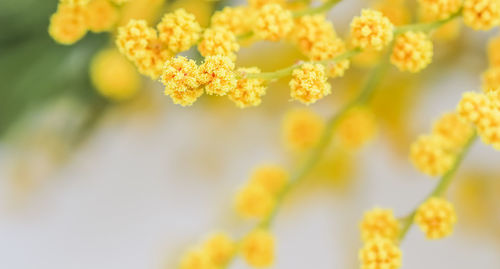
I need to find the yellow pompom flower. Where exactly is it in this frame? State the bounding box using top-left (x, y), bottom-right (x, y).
top-left (199, 56), bottom-right (237, 96)
top-left (289, 63), bottom-right (331, 105)
top-left (282, 108), bottom-right (325, 151)
top-left (202, 233), bottom-right (235, 267)
top-left (475, 98), bottom-right (500, 150)
top-left (249, 165), bottom-right (289, 195)
top-left (463, 0), bottom-right (500, 30)
top-left (179, 249), bottom-right (215, 269)
top-left (337, 107), bottom-right (377, 150)
top-left (482, 67), bottom-right (500, 92)
top-left (391, 31), bottom-right (433, 73)
top-left (49, 4), bottom-right (88, 45)
top-left (85, 0), bottom-right (118, 32)
top-left (134, 39), bottom-right (172, 79)
top-left (359, 237), bottom-right (402, 269)
top-left (198, 27), bottom-right (240, 60)
top-left (235, 183), bottom-right (275, 219)
top-left (161, 56), bottom-right (203, 106)
top-left (410, 134), bottom-right (454, 177)
top-left (254, 4), bottom-right (294, 42)
top-left (432, 112), bottom-right (474, 151)
top-left (488, 36), bottom-right (500, 67)
top-left (90, 49), bottom-right (140, 101)
top-left (241, 229), bottom-right (275, 268)
top-left (360, 208), bottom-right (400, 242)
top-left (229, 67), bottom-right (267, 108)
top-left (157, 8), bottom-right (202, 53)
top-left (457, 91), bottom-right (491, 124)
top-left (249, 0), bottom-right (285, 9)
top-left (350, 9), bottom-right (394, 51)
top-left (415, 197), bottom-right (457, 239)
top-left (290, 14), bottom-right (336, 55)
top-left (116, 19), bottom-right (157, 60)
top-left (309, 37), bottom-right (350, 78)
top-left (418, 0), bottom-right (462, 20)
top-left (210, 6), bottom-right (253, 35)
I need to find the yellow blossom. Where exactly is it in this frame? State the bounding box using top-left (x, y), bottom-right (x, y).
top-left (488, 36), bottom-right (500, 67)
top-left (463, 0), bottom-right (500, 30)
top-left (161, 56), bottom-right (203, 106)
top-left (415, 197), bottom-right (457, 239)
top-left (359, 237), bottom-right (402, 269)
top-left (337, 107), bottom-right (377, 150)
top-left (432, 112), bottom-right (475, 151)
top-left (90, 49), bottom-right (140, 101)
top-left (235, 183), bottom-right (275, 219)
top-left (475, 97), bottom-right (500, 150)
top-left (49, 4), bottom-right (88, 45)
top-left (482, 67), bottom-right (500, 92)
top-left (309, 37), bottom-right (350, 78)
top-left (290, 14), bottom-right (336, 55)
top-left (199, 56), bottom-right (237, 96)
top-left (350, 9), bottom-right (394, 51)
top-left (202, 233), bottom-right (235, 266)
top-left (391, 31), bottom-right (433, 73)
top-left (179, 249), bottom-right (215, 269)
top-left (457, 91), bottom-right (492, 124)
top-left (249, 0), bottom-right (285, 9)
top-left (249, 165), bottom-right (289, 195)
top-left (289, 63), bottom-right (331, 105)
top-left (210, 6), bottom-right (254, 35)
top-left (85, 0), bottom-right (118, 32)
top-left (116, 19), bottom-right (157, 60)
top-left (282, 108), bottom-right (325, 151)
top-left (134, 38), bottom-right (172, 79)
top-left (418, 0), bottom-right (462, 20)
top-left (157, 8), bottom-right (202, 53)
top-left (360, 208), bottom-right (400, 242)
top-left (410, 134), bottom-right (454, 177)
top-left (241, 229), bottom-right (275, 268)
top-left (198, 27), bottom-right (240, 60)
top-left (254, 4), bottom-right (294, 42)
top-left (229, 67), bottom-right (267, 108)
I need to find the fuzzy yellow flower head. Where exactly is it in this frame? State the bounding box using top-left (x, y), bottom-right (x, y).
top-left (391, 31), bottom-right (433, 73)
top-left (282, 108), bottom-right (325, 152)
top-left (198, 27), bottom-right (240, 60)
top-left (157, 8), bottom-right (201, 53)
top-left (49, 4), bottom-right (88, 45)
top-left (210, 6), bottom-right (254, 35)
top-left (309, 37), bottom-right (351, 78)
top-left (241, 229), bottom-right (275, 268)
top-left (229, 68), bottom-right (267, 108)
top-left (456, 91), bottom-right (491, 124)
top-left (289, 63), bottom-right (331, 105)
top-left (360, 208), bottom-right (400, 242)
top-left (161, 56), bottom-right (203, 106)
top-left (85, 0), bottom-right (118, 33)
top-left (133, 39), bottom-right (172, 79)
top-left (482, 67), bottom-right (500, 92)
top-left (116, 19), bottom-right (157, 60)
top-left (488, 36), bottom-right (500, 67)
top-left (199, 55), bottom-right (237, 96)
top-left (475, 96), bottom-right (500, 150)
top-left (418, 0), bottom-right (462, 20)
top-left (463, 0), bottom-right (500, 30)
top-left (290, 14), bottom-right (337, 55)
top-left (350, 9), bottom-right (394, 51)
top-left (359, 237), bottom-right (402, 269)
top-left (337, 107), bottom-right (377, 150)
top-left (249, 165), bottom-right (289, 195)
top-left (254, 4), bottom-right (294, 42)
top-left (202, 233), bottom-right (235, 266)
top-left (90, 49), bottom-right (140, 101)
top-left (179, 249), bottom-right (215, 269)
top-left (432, 112), bottom-right (475, 151)
top-left (415, 197), bottom-right (457, 239)
top-left (235, 183), bottom-right (275, 219)
top-left (410, 134), bottom-right (454, 177)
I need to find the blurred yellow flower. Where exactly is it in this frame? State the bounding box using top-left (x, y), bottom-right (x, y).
top-left (210, 6), bottom-right (254, 35)
top-left (488, 35), bottom-right (500, 67)
top-left (432, 112), bottom-right (474, 151)
top-left (482, 67), bottom-right (500, 92)
top-left (157, 8), bottom-right (202, 53)
top-left (85, 0), bottom-right (118, 32)
top-left (241, 229), bottom-right (275, 268)
top-left (236, 183), bottom-right (275, 219)
top-left (360, 208), bottom-right (400, 242)
top-left (415, 197), bottom-right (457, 239)
top-left (49, 4), bottom-right (88, 45)
top-left (359, 236), bottom-right (402, 269)
top-left (202, 233), bottom-right (235, 267)
top-left (410, 134), bottom-right (454, 177)
top-left (179, 249), bottom-right (215, 269)
top-left (249, 165), bottom-right (289, 195)
top-left (391, 31), bottom-right (433, 73)
top-left (282, 108), bottom-right (325, 152)
top-left (463, 0), bottom-right (500, 30)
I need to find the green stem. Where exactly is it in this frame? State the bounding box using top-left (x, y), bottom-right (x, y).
top-left (292, 0), bottom-right (342, 17)
top-left (398, 133), bottom-right (477, 241)
top-left (394, 9), bottom-right (462, 35)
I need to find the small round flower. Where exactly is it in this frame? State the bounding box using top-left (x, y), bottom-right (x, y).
top-left (134, 39), bottom-right (172, 79)
top-left (254, 4), bottom-right (294, 42)
top-left (350, 9), bottom-right (394, 51)
top-left (418, 0), bottom-right (462, 20)
top-left (241, 229), bottom-right (275, 268)
top-left (49, 4), bottom-right (88, 45)
top-left (359, 237), bottom-right (402, 269)
top-left (463, 0), bottom-right (500, 30)
top-left (432, 112), bottom-right (475, 151)
top-left (360, 208), bottom-right (400, 242)
top-left (161, 56), bottom-right (203, 106)
top-left (482, 67), bottom-right (500, 92)
top-left (391, 31), bottom-right (433, 73)
top-left (235, 183), bottom-right (275, 219)
top-left (179, 249), bottom-right (215, 269)
top-left (90, 49), bottom-right (140, 101)
top-left (282, 108), bottom-right (325, 151)
top-left (85, 0), bottom-right (118, 32)
top-left (290, 14), bottom-right (336, 55)
top-left (116, 19), bottom-right (157, 60)
top-left (338, 107), bottom-right (378, 150)
top-left (410, 134), bottom-right (454, 177)
top-left (249, 165), bottom-right (289, 195)
top-left (457, 91), bottom-right (491, 124)
top-left (415, 197), bottom-right (457, 239)
top-left (475, 102), bottom-right (500, 150)
top-left (249, 0), bottom-right (285, 9)
top-left (289, 63), bottom-right (331, 105)
top-left (199, 56), bottom-right (237, 96)
top-left (229, 67), bottom-right (267, 108)
top-left (202, 233), bottom-right (235, 267)
top-left (210, 6), bottom-right (254, 35)
top-left (309, 37), bottom-right (351, 78)
top-left (488, 36), bottom-right (500, 67)
top-left (198, 27), bottom-right (240, 60)
top-left (157, 8), bottom-right (202, 53)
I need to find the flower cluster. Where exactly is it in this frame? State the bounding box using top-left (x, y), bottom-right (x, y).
top-left (350, 9), bottom-right (394, 51)
top-left (289, 63), bottom-right (332, 105)
top-left (254, 4), bottom-right (294, 41)
top-left (463, 0), bottom-right (500, 30)
top-left (415, 197), bottom-right (457, 239)
top-left (391, 31), bottom-right (433, 73)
